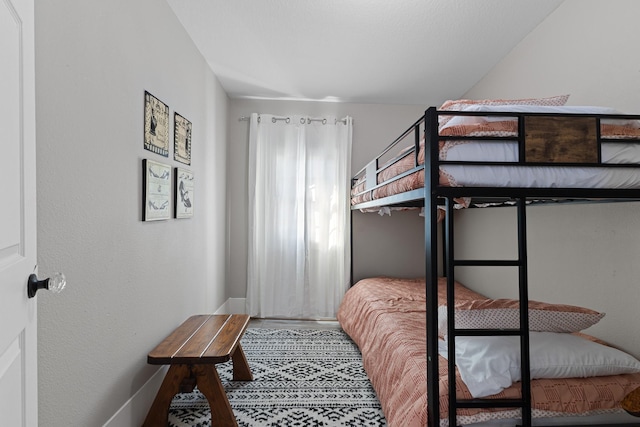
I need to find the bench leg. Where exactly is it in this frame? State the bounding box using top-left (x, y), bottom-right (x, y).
top-left (193, 364), bottom-right (238, 427)
top-left (142, 364), bottom-right (190, 427)
top-left (232, 343), bottom-right (253, 381)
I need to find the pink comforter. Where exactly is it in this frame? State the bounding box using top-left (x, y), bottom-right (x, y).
top-left (337, 276), bottom-right (640, 427)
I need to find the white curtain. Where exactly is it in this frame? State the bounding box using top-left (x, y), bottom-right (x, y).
top-left (247, 113), bottom-right (352, 320)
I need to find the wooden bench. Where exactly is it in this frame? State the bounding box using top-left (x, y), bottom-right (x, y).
top-left (142, 314), bottom-right (253, 427)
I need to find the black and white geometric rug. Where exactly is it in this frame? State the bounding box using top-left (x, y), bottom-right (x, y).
top-left (168, 328), bottom-right (387, 426)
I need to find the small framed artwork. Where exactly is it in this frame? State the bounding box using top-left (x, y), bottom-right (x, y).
top-left (143, 91), bottom-right (170, 157)
top-left (174, 112), bottom-right (192, 165)
top-left (143, 159), bottom-right (171, 221)
top-left (175, 167), bottom-right (194, 218)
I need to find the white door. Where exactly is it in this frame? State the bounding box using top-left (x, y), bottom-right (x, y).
top-left (0, 0), bottom-right (38, 425)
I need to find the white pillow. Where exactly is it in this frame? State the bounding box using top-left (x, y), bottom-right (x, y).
top-left (438, 332), bottom-right (640, 398)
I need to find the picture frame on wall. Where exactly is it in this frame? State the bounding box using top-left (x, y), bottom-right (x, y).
top-left (175, 167), bottom-right (194, 218)
top-left (174, 112), bottom-right (192, 165)
top-left (143, 91), bottom-right (170, 157)
top-left (143, 159), bottom-right (171, 221)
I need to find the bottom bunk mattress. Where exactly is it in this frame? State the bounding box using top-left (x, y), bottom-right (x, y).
top-left (337, 276), bottom-right (640, 427)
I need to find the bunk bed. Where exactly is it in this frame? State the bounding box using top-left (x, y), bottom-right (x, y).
top-left (339, 98), bottom-right (640, 427)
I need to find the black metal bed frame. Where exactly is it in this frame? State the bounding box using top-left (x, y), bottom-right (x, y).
top-left (350, 106), bottom-right (640, 427)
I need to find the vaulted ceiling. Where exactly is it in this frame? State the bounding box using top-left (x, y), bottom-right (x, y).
top-left (166, 0), bottom-right (565, 105)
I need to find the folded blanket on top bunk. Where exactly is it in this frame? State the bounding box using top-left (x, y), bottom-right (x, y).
top-left (337, 276), bottom-right (640, 427)
top-left (351, 99), bottom-right (640, 209)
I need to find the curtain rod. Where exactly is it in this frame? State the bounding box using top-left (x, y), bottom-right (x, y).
top-left (239, 115), bottom-right (348, 124)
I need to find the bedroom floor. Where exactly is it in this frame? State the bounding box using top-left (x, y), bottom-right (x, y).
top-left (169, 317), bottom-right (386, 426)
top-left (249, 318), bottom-right (342, 330)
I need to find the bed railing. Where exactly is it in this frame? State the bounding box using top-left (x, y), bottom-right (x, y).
top-left (351, 107), bottom-right (640, 211)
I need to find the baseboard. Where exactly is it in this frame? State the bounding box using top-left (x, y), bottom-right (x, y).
top-left (102, 365), bottom-right (167, 427)
top-left (103, 298), bottom-right (246, 426)
top-left (214, 297), bottom-right (246, 315)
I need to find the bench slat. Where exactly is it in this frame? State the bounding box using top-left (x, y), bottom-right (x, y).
top-left (147, 315), bottom-right (213, 364)
top-left (173, 315), bottom-right (230, 360)
top-left (202, 314), bottom-right (250, 360)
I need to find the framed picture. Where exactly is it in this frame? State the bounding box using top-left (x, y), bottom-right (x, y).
top-left (143, 159), bottom-right (171, 221)
top-left (143, 91), bottom-right (170, 157)
top-left (175, 167), bottom-right (194, 218)
top-left (174, 112), bottom-right (192, 165)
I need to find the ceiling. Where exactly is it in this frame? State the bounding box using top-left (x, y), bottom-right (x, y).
top-left (165, 0), bottom-right (565, 106)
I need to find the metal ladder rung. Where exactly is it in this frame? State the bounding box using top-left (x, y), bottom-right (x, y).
top-left (452, 259), bottom-right (521, 267)
top-left (455, 398), bottom-right (526, 409)
top-left (452, 328), bottom-right (523, 337)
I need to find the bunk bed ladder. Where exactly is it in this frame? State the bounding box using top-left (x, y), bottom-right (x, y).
top-left (444, 196), bottom-right (532, 427)
top-left (423, 106), bottom-right (532, 427)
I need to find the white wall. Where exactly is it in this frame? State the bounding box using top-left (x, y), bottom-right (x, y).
top-left (226, 99), bottom-right (430, 300)
top-left (457, 0), bottom-right (640, 357)
top-left (34, 0), bottom-right (229, 425)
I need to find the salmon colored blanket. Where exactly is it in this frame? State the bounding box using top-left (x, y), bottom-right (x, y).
top-left (337, 277), bottom-right (640, 427)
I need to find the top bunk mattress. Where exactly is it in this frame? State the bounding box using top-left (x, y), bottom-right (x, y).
top-left (351, 105), bottom-right (640, 208)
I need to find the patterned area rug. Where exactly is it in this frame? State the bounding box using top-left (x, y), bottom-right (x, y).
top-left (168, 328), bottom-right (387, 427)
